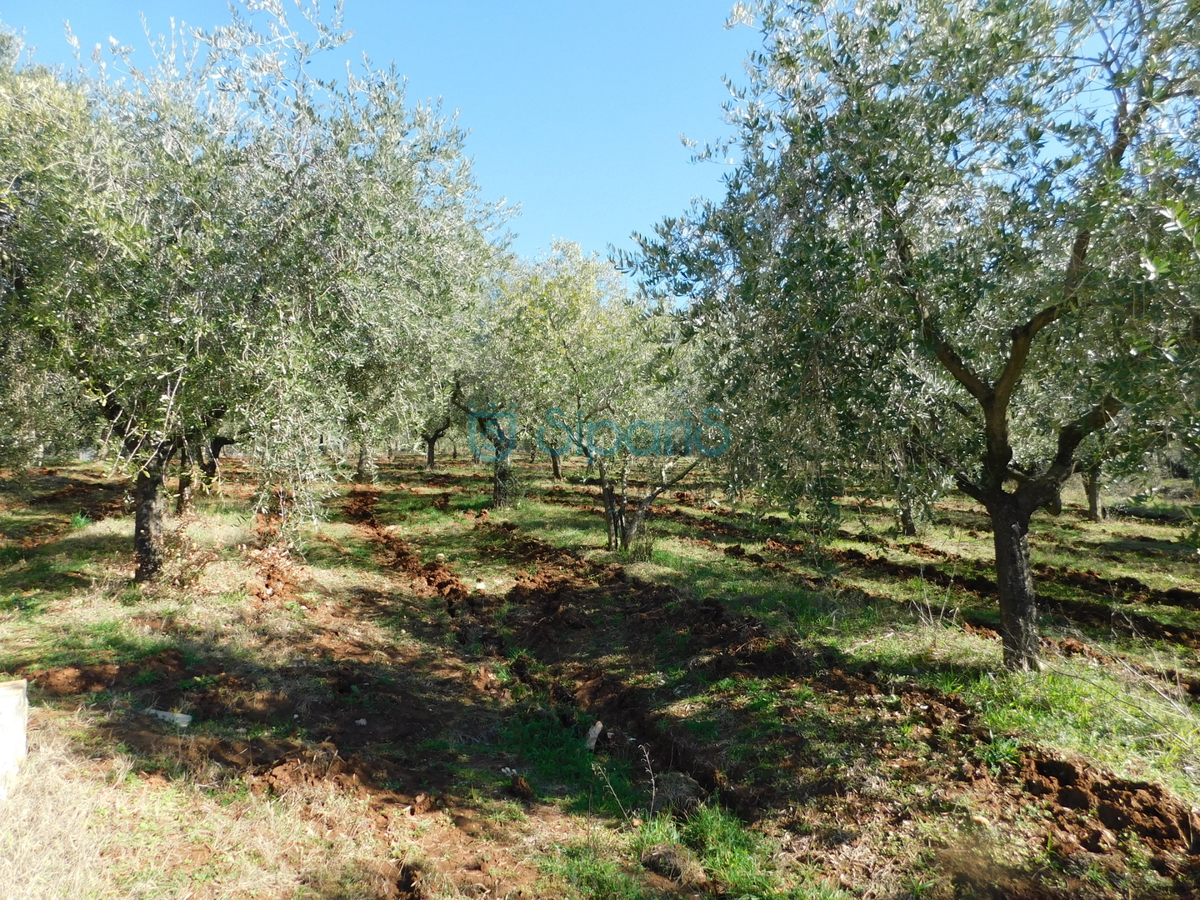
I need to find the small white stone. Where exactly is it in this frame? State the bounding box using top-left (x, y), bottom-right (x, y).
top-left (146, 709), bottom-right (192, 728)
top-left (355, 718), bottom-right (367, 726)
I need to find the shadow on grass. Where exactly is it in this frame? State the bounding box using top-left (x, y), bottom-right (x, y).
top-left (0, 558), bottom-right (94, 598)
top-left (20, 619), bottom-right (508, 804)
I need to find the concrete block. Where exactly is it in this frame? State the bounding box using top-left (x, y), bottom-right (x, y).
top-left (0, 679), bottom-right (29, 804)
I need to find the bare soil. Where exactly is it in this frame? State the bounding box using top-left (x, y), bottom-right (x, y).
top-left (5, 463), bottom-right (1200, 899)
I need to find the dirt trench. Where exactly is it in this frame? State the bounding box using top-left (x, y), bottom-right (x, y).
top-left (41, 479), bottom-right (1195, 899)
top-left (485, 557), bottom-right (1200, 898)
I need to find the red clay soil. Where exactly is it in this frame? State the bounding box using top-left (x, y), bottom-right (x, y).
top-left (25, 649), bottom-right (191, 697)
top-left (492, 568), bottom-right (1200, 897)
top-left (343, 485), bottom-right (471, 611)
top-left (1032, 562), bottom-right (1200, 610)
top-left (27, 476), bottom-right (1200, 898)
top-left (28, 477), bottom-right (129, 521)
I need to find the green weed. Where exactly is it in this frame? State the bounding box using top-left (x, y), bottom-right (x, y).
top-left (496, 713), bottom-right (638, 815)
top-left (542, 840), bottom-right (650, 900)
top-left (975, 734), bottom-right (1021, 775)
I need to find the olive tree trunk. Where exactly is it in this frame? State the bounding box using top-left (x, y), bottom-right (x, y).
top-left (1082, 465), bottom-right (1104, 522)
top-left (200, 436), bottom-right (235, 483)
top-left (135, 445), bottom-right (175, 582)
top-left (354, 443), bottom-right (372, 483)
top-left (421, 417), bottom-right (451, 471)
top-left (989, 498), bottom-right (1040, 670)
top-left (492, 459), bottom-right (513, 507)
top-left (599, 455), bottom-right (698, 552)
top-left (176, 445), bottom-right (193, 515)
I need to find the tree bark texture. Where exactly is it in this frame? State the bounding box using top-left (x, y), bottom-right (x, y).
top-left (492, 460), bottom-right (513, 508)
top-left (135, 446), bottom-right (173, 582)
top-left (176, 445), bottom-right (193, 515)
top-left (1082, 466), bottom-right (1104, 522)
top-left (989, 499), bottom-right (1041, 671)
top-left (422, 418), bottom-right (450, 471)
top-left (201, 436), bottom-right (234, 483)
top-left (354, 443), bottom-right (371, 483)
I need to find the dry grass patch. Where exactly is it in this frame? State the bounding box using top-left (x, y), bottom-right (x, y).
top-left (2, 707), bottom-right (437, 900)
top-left (0, 711), bottom-right (110, 900)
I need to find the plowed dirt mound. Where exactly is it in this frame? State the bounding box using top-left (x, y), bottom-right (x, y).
top-left (494, 568), bottom-right (1200, 896)
top-left (246, 543), bottom-right (297, 607)
top-left (344, 485), bottom-right (471, 610)
top-left (29, 478), bottom-right (128, 520)
top-left (819, 547), bottom-right (1200, 649)
top-left (27, 649), bottom-right (189, 696)
top-left (1034, 563), bottom-right (1200, 609)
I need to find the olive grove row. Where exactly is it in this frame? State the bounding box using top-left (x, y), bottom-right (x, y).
top-left (3, 0), bottom-right (1199, 671)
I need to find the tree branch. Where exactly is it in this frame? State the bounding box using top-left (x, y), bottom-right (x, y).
top-left (994, 91), bottom-right (1157, 412)
top-left (636, 457), bottom-right (701, 513)
top-left (1015, 395), bottom-right (1122, 515)
top-left (1051, 395), bottom-right (1122, 474)
top-left (882, 202), bottom-right (992, 404)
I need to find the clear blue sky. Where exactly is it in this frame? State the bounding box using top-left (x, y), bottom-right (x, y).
top-left (5, 1), bottom-right (756, 263)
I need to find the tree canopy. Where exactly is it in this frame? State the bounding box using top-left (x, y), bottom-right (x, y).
top-left (0, 4), bottom-right (501, 576)
top-left (630, 0), bottom-right (1200, 668)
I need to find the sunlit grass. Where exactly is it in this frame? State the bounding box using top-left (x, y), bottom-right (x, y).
top-left (2, 458), bottom-right (1198, 898)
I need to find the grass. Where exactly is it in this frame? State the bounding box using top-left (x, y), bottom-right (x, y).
top-left (1, 459), bottom-right (1199, 899)
top-left (543, 810), bottom-right (854, 900)
top-left (542, 837), bottom-right (652, 900)
top-left (964, 661), bottom-right (1200, 800)
top-left (0, 724), bottom-right (109, 900)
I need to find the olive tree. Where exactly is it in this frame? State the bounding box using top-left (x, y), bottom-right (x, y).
top-left (0, 34), bottom-right (101, 466)
top-left (0, 2), bottom-right (499, 578)
top-left (456, 241), bottom-right (719, 545)
top-left (631, 0), bottom-right (1200, 669)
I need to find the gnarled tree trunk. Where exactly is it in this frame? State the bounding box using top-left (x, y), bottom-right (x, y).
top-left (176, 445), bottom-right (193, 515)
top-left (201, 436), bottom-right (235, 483)
top-left (599, 455), bottom-right (698, 552)
top-left (492, 459), bottom-right (513, 507)
top-left (422, 417), bottom-right (451, 471)
top-left (135, 444), bottom-right (175, 582)
top-left (354, 443), bottom-right (372, 483)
